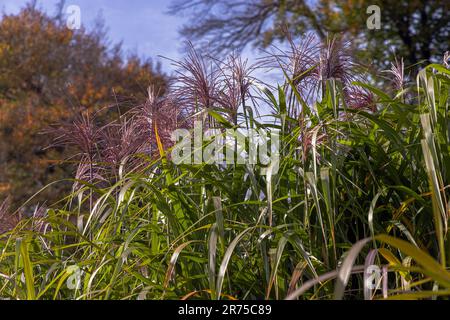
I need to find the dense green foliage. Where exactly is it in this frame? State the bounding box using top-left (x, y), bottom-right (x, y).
top-left (1, 49), bottom-right (449, 300)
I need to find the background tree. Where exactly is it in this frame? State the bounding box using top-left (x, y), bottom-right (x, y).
top-left (169, 0), bottom-right (450, 70)
top-left (0, 3), bottom-right (166, 207)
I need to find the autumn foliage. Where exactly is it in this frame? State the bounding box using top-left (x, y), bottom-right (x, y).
top-left (0, 4), bottom-right (166, 206)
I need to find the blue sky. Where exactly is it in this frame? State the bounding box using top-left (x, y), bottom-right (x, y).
top-left (1, 0), bottom-right (280, 118)
top-left (1, 0), bottom-right (188, 72)
top-left (1, 0), bottom-right (276, 94)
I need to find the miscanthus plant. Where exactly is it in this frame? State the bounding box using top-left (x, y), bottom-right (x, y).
top-left (1, 36), bottom-right (450, 300)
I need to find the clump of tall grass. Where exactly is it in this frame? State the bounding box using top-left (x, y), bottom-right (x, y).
top-left (0, 36), bottom-right (450, 300)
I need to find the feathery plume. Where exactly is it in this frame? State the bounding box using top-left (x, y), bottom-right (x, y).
top-left (384, 56), bottom-right (405, 91)
top-left (316, 35), bottom-right (354, 90)
top-left (214, 53), bottom-right (260, 123)
top-left (169, 42), bottom-right (219, 120)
